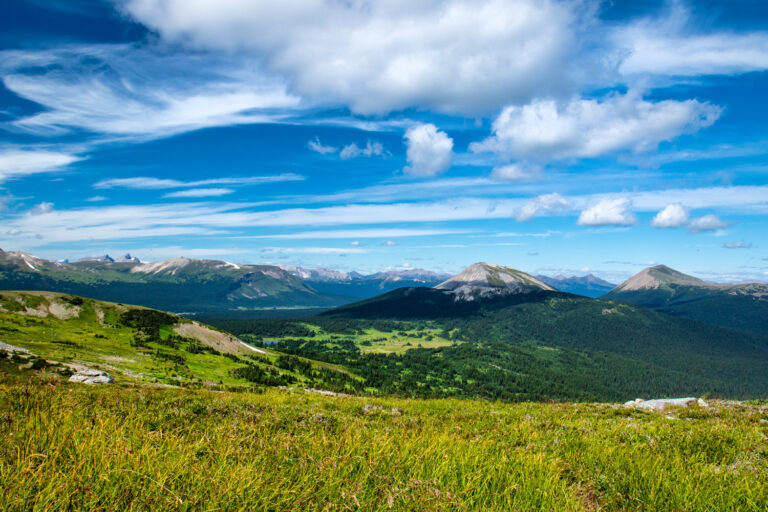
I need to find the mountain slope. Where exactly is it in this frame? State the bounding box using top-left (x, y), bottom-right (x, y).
top-left (0, 291), bottom-right (356, 390)
top-left (0, 249), bottom-right (348, 316)
top-left (536, 274), bottom-right (616, 298)
top-left (602, 264), bottom-right (768, 337)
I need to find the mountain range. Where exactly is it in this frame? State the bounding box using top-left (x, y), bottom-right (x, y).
top-left (0, 249), bottom-right (339, 316)
top-left (0, 249), bottom-right (450, 316)
top-left (2, 248), bottom-right (766, 338)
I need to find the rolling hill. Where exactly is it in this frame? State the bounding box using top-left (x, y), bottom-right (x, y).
top-left (0, 290), bottom-right (357, 391)
top-left (601, 264), bottom-right (768, 338)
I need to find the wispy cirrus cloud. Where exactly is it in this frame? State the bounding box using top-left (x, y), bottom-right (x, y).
top-left (2, 185), bottom-right (767, 248)
top-left (249, 228), bottom-right (470, 239)
top-left (615, 4), bottom-right (768, 77)
top-left (94, 174), bottom-right (304, 190)
top-left (163, 188), bottom-right (234, 198)
top-left (1, 44), bottom-right (299, 141)
top-left (0, 148), bottom-right (82, 183)
top-left (261, 247), bottom-right (368, 255)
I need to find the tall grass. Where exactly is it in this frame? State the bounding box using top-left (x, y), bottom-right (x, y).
top-left (1, 370), bottom-right (767, 511)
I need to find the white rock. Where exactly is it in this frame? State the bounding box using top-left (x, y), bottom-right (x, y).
top-left (69, 369), bottom-right (114, 385)
top-left (625, 397), bottom-right (697, 411)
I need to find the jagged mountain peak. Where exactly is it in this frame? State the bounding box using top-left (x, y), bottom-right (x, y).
top-left (435, 262), bottom-right (555, 300)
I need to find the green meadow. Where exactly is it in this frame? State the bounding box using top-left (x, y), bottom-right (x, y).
top-left (2, 365), bottom-right (767, 511)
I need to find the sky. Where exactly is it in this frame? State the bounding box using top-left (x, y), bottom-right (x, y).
top-left (1, 0), bottom-right (767, 283)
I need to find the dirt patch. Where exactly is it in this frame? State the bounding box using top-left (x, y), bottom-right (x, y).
top-left (92, 305), bottom-right (105, 325)
top-left (48, 302), bottom-right (80, 320)
top-left (173, 322), bottom-right (244, 354)
top-left (23, 306), bottom-right (48, 318)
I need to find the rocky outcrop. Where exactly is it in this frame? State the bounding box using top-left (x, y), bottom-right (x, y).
top-left (68, 369), bottom-right (114, 385)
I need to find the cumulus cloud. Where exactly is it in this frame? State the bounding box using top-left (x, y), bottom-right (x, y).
top-left (470, 90), bottom-right (721, 163)
top-left (688, 214), bottom-right (731, 234)
top-left (515, 193), bottom-right (572, 222)
top-left (0, 149), bottom-right (81, 183)
top-left (577, 198), bottom-right (636, 227)
top-left (615, 4), bottom-right (768, 77)
top-left (121, 0), bottom-right (581, 115)
top-left (722, 241), bottom-right (752, 249)
top-left (403, 124), bottom-right (453, 177)
top-left (490, 164), bottom-right (542, 182)
top-left (651, 203), bottom-right (689, 228)
top-left (340, 141), bottom-right (385, 160)
top-left (308, 137), bottom-right (337, 155)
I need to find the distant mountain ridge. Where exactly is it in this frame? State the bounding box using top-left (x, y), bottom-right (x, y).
top-left (0, 249), bottom-right (346, 316)
top-left (535, 273), bottom-right (616, 298)
top-left (280, 264), bottom-right (451, 299)
top-left (602, 264), bottom-right (768, 338)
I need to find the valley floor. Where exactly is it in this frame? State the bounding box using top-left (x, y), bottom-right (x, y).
top-left (1, 367), bottom-right (767, 511)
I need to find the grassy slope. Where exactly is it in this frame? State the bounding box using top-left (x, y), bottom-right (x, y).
top-left (1, 367), bottom-right (767, 511)
top-left (0, 291), bottom-right (354, 390)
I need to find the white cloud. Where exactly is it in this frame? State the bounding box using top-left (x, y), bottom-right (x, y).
top-left (163, 188), bottom-right (234, 198)
top-left (515, 193), bottom-right (572, 222)
top-left (403, 123), bottom-right (453, 177)
top-left (0, 149), bottom-right (81, 183)
top-left (651, 203), bottom-right (689, 228)
top-left (85, 196), bottom-right (107, 202)
top-left (383, 240), bottom-right (397, 247)
top-left (1, 45), bottom-right (299, 140)
top-left (95, 174), bottom-right (303, 189)
top-left (577, 198), bottom-right (636, 226)
top-left (2, 185), bottom-right (766, 248)
top-left (722, 241), bottom-right (752, 249)
top-left (261, 247), bottom-right (367, 255)
top-left (615, 5), bottom-right (768, 77)
top-left (687, 214), bottom-right (730, 234)
top-left (251, 228), bottom-right (466, 239)
top-left (340, 141), bottom-right (385, 160)
top-left (30, 202), bottom-right (55, 215)
top-left (308, 137), bottom-right (337, 155)
top-left (121, 0), bottom-right (582, 115)
top-left (471, 90), bottom-right (721, 162)
top-left (490, 164), bottom-right (541, 182)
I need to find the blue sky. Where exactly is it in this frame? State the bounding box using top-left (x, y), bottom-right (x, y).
top-left (1, 0), bottom-right (767, 282)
